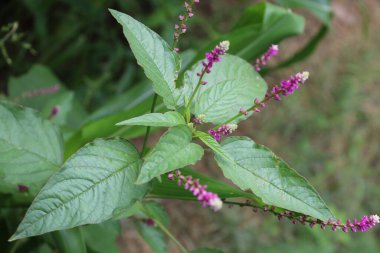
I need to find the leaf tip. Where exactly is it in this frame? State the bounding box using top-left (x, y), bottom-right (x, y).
top-left (8, 233), bottom-right (20, 242)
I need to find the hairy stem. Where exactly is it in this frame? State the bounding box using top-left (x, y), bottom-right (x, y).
top-left (184, 70), bottom-right (206, 122)
top-left (141, 93), bottom-right (158, 157)
top-left (214, 92), bottom-right (278, 129)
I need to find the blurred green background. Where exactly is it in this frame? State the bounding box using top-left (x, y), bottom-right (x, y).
top-left (1, 0), bottom-right (379, 252)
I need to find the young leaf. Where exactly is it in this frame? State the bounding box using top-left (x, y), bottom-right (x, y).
top-left (214, 137), bottom-right (334, 221)
top-left (10, 138), bottom-right (149, 241)
top-left (110, 9), bottom-right (180, 109)
top-left (136, 125), bottom-right (204, 184)
top-left (0, 100), bottom-right (63, 193)
top-left (81, 221), bottom-right (121, 253)
top-left (51, 228), bottom-right (87, 253)
top-left (181, 55), bottom-right (267, 124)
top-left (116, 111), bottom-right (185, 127)
top-left (135, 221), bottom-right (167, 253)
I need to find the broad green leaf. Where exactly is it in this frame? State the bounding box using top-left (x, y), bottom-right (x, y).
top-left (136, 125), bottom-right (203, 184)
top-left (150, 167), bottom-right (261, 203)
top-left (0, 100), bottom-right (63, 193)
top-left (135, 221), bottom-right (167, 253)
top-left (81, 221), bottom-right (121, 253)
top-left (181, 55), bottom-right (267, 124)
top-left (190, 249), bottom-right (223, 253)
top-left (110, 9), bottom-right (180, 110)
top-left (117, 111), bottom-right (185, 127)
top-left (275, 0), bottom-right (332, 24)
top-left (214, 137), bottom-right (334, 221)
top-left (51, 228), bottom-right (87, 253)
top-left (10, 138), bottom-right (149, 241)
top-left (64, 82), bottom-right (162, 158)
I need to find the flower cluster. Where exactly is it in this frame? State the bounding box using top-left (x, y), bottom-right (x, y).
top-left (246, 71), bottom-right (310, 116)
top-left (168, 170), bottom-right (223, 211)
top-left (209, 123), bottom-right (238, 141)
top-left (254, 44), bottom-right (279, 72)
top-left (270, 71), bottom-right (310, 99)
top-left (197, 41), bottom-right (230, 80)
top-left (173, 0), bottom-right (200, 51)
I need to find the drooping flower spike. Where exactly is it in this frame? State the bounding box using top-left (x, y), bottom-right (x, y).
top-left (254, 44), bottom-right (279, 72)
top-left (173, 0), bottom-right (201, 51)
top-left (168, 170), bottom-right (223, 211)
top-left (232, 201), bottom-right (380, 233)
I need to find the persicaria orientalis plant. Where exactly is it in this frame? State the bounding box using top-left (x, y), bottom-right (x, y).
top-left (6, 1), bottom-right (377, 252)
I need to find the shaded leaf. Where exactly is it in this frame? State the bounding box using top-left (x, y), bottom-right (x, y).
top-left (275, 0), bottom-right (332, 24)
top-left (135, 221), bottom-right (167, 253)
top-left (81, 221), bottom-right (121, 253)
top-left (150, 168), bottom-right (261, 202)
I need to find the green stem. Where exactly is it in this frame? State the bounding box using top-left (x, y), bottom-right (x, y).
top-left (155, 219), bottom-right (188, 253)
top-left (140, 203), bottom-right (188, 253)
top-left (184, 70), bottom-right (206, 122)
top-left (214, 92), bottom-right (278, 129)
top-left (141, 93), bottom-right (158, 157)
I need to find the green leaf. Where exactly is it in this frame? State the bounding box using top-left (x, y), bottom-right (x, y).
top-left (81, 221), bottom-right (121, 253)
top-left (214, 137), bottom-right (334, 221)
top-left (10, 138), bottom-right (150, 241)
top-left (51, 228), bottom-right (87, 253)
top-left (275, 0), bottom-right (332, 24)
top-left (191, 3), bottom-right (305, 65)
top-left (136, 125), bottom-right (204, 184)
top-left (135, 221), bottom-right (167, 253)
top-left (150, 167), bottom-right (261, 202)
top-left (0, 100), bottom-right (63, 193)
top-left (181, 55), bottom-right (267, 124)
top-left (110, 9), bottom-right (180, 110)
top-left (116, 111), bottom-right (185, 127)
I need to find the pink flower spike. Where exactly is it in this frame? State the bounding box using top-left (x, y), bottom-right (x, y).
top-left (168, 170), bottom-right (223, 211)
top-left (254, 44), bottom-right (279, 72)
